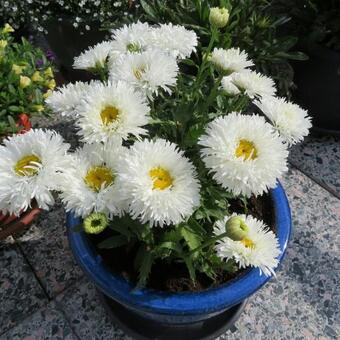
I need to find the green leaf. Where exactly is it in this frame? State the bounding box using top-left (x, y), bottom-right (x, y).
top-left (97, 235), bottom-right (128, 249)
top-left (180, 225), bottom-right (202, 250)
top-left (136, 245), bottom-right (154, 288)
top-left (183, 256), bottom-right (196, 282)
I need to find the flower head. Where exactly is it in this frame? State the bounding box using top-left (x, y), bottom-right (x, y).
top-left (254, 95), bottom-right (312, 145)
top-left (75, 81), bottom-right (150, 144)
top-left (12, 64), bottom-right (25, 75)
top-left (214, 214), bottom-right (281, 276)
top-left (109, 49), bottom-right (179, 98)
top-left (73, 41), bottom-right (113, 70)
top-left (0, 129), bottom-right (71, 215)
top-left (59, 142), bottom-right (126, 218)
top-left (210, 48), bottom-right (253, 74)
top-left (2, 23), bottom-right (14, 34)
top-left (199, 113), bottom-right (288, 197)
top-left (83, 212), bottom-right (109, 234)
top-left (209, 7), bottom-right (230, 28)
top-left (116, 139), bottom-right (201, 227)
top-left (19, 75), bottom-right (31, 88)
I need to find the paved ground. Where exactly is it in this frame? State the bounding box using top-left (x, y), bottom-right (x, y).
top-left (0, 114), bottom-right (339, 339)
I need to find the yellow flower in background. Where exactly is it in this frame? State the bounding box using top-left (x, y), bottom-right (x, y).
top-left (2, 24), bottom-right (14, 34)
top-left (44, 67), bottom-right (54, 78)
top-left (33, 105), bottom-right (44, 112)
top-left (19, 75), bottom-right (31, 88)
top-left (31, 71), bottom-right (43, 82)
top-left (46, 79), bottom-right (56, 90)
top-left (0, 40), bottom-right (8, 49)
top-left (12, 64), bottom-right (26, 75)
top-left (43, 90), bottom-right (52, 99)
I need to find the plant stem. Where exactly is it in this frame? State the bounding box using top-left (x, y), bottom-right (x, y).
top-left (200, 74), bottom-right (223, 114)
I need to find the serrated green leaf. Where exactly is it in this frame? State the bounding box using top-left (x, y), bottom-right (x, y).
top-left (97, 235), bottom-right (128, 249)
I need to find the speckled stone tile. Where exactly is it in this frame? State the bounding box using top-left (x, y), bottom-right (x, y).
top-left (218, 168), bottom-right (340, 339)
top-left (1, 302), bottom-right (76, 340)
top-left (289, 135), bottom-right (340, 197)
top-left (15, 200), bottom-right (83, 298)
top-left (0, 242), bottom-right (47, 335)
top-left (56, 278), bottom-right (130, 340)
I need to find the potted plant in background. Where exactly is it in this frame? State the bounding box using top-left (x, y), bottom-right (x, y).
top-left (0, 23), bottom-right (56, 239)
top-left (272, 0), bottom-right (340, 135)
top-left (39, 8), bottom-right (311, 337)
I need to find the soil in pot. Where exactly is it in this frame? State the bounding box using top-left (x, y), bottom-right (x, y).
top-left (87, 193), bottom-right (275, 293)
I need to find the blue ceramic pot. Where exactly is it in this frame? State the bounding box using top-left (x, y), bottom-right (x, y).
top-left (66, 182), bottom-right (291, 325)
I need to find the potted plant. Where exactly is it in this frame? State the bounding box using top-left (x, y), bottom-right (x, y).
top-left (272, 0), bottom-right (340, 134)
top-left (0, 23), bottom-right (56, 239)
top-left (3, 12), bottom-right (311, 338)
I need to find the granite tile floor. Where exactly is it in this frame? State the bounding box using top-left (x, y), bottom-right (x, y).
top-left (0, 137), bottom-right (339, 339)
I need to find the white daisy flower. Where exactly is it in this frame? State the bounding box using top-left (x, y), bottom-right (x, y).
top-left (254, 95), bottom-right (312, 145)
top-left (199, 113), bottom-right (288, 197)
top-left (221, 76), bottom-right (241, 96)
top-left (116, 139), bottom-right (201, 227)
top-left (75, 81), bottom-right (150, 144)
top-left (214, 214), bottom-right (281, 276)
top-left (149, 23), bottom-right (198, 59)
top-left (210, 47), bottom-right (253, 74)
top-left (111, 21), bottom-right (151, 54)
top-left (73, 41), bottom-right (113, 70)
top-left (45, 80), bottom-right (101, 117)
top-left (231, 70), bottom-right (276, 98)
top-left (109, 49), bottom-right (179, 98)
top-left (60, 142), bottom-right (126, 218)
top-left (0, 129), bottom-right (71, 215)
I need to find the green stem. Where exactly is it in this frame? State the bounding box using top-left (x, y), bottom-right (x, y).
top-left (201, 74), bottom-right (223, 114)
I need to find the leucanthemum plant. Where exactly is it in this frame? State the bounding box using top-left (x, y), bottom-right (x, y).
top-left (16, 12), bottom-right (311, 289)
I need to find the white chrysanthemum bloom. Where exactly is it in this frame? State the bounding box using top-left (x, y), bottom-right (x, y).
top-left (109, 49), bottom-right (179, 98)
top-left (116, 139), bottom-right (201, 227)
top-left (60, 142), bottom-right (126, 218)
top-left (210, 48), bottom-right (253, 74)
top-left (45, 80), bottom-right (101, 116)
top-left (73, 41), bottom-right (113, 70)
top-left (231, 70), bottom-right (276, 98)
top-left (214, 214), bottom-right (281, 276)
top-left (254, 95), bottom-right (312, 145)
top-left (221, 76), bottom-right (241, 96)
top-left (0, 129), bottom-right (71, 215)
top-left (111, 21), bottom-right (151, 54)
top-left (199, 113), bottom-right (288, 197)
top-left (75, 81), bottom-right (150, 144)
top-left (149, 23), bottom-right (198, 59)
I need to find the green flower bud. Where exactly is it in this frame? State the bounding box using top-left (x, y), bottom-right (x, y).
top-left (127, 42), bottom-right (142, 53)
top-left (209, 7), bottom-right (230, 29)
top-left (83, 212), bottom-right (109, 234)
top-left (225, 216), bottom-right (249, 241)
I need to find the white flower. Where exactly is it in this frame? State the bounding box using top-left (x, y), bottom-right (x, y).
top-left (214, 214), bottom-right (281, 276)
top-left (116, 139), bottom-right (201, 227)
top-left (73, 41), bottom-right (113, 70)
top-left (109, 49), bottom-right (179, 98)
top-left (45, 80), bottom-right (101, 116)
top-left (231, 70), bottom-right (276, 98)
top-left (59, 142), bottom-right (126, 218)
top-left (149, 23), bottom-right (198, 59)
top-left (75, 81), bottom-right (150, 144)
top-left (0, 129), bottom-right (71, 215)
top-left (111, 21), bottom-right (151, 54)
top-left (221, 76), bottom-right (240, 96)
top-left (199, 113), bottom-right (288, 197)
top-left (254, 95), bottom-right (312, 145)
top-left (210, 48), bottom-right (253, 74)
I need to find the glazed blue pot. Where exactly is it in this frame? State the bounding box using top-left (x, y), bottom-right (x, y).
top-left (66, 182), bottom-right (291, 325)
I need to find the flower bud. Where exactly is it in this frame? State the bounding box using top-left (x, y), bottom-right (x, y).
top-left (83, 212), bottom-right (109, 234)
top-left (31, 71), bottom-right (43, 82)
top-left (20, 75), bottom-right (31, 88)
top-left (44, 67), bottom-right (54, 78)
top-left (209, 7), bottom-right (230, 28)
top-left (225, 216), bottom-right (249, 241)
top-left (43, 89), bottom-right (53, 99)
top-left (46, 79), bottom-right (56, 90)
top-left (12, 64), bottom-right (25, 75)
top-left (0, 40), bottom-right (8, 49)
top-left (33, 105), bottom-right (44, 112)
top-left (2, 24), bottom-right (14, 34)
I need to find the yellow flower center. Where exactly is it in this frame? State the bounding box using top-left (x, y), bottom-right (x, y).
top-left (149, 166), bottom-right (173, 190)
top-left (235, 139), bottom-right (258, 160)
top-left (241, 238), bottom-right (255, 249)
top-left (84, 166), bottom-right (114, 192)
top-left (133, 65), bottom-right (146, 80)
top-left (15, 155), bottom-right (41, 177)
top-left (100, 106), bottom-right (120, 126)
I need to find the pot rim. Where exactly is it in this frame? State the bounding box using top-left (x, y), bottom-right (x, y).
top-left (66, 181), bottom-right (291, 315)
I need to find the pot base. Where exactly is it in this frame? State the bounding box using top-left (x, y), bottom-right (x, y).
top-left (98, 291), bottom-right (247, 340)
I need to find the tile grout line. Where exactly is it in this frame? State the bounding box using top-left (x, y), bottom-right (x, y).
top-left (289, 161), bottom-right (340, 201)
top-left (55, 301), bottom-right (82, 340)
